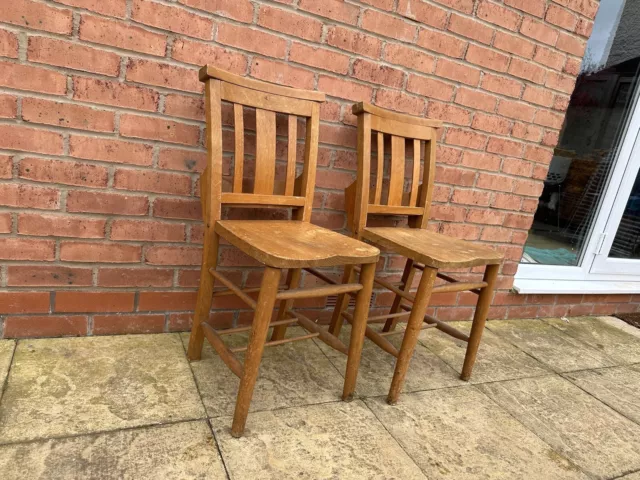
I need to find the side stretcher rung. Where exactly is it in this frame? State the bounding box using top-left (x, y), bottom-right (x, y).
top-left (230, 332), bottom-right (319, 353)
top-left (201, 322), bottom-right (244, 378)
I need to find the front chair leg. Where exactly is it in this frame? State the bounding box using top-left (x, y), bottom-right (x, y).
top-left (387, 266), bottom-right (437, 405)
top-left (231, 266), bottom-right (282, 437)
top-left (270, 268), bottom-right (301, 341)
top-left (342, 262), bottom-right (375, 401)
top-left (329, 264), bottom-right (355, 337)
top-left (461, 263), bottom-right (499, 381)
top-left (383, 258), bottom-right (415, 332)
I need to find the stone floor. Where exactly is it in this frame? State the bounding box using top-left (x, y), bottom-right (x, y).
top-left (0, 316), bottom-right (639, 479)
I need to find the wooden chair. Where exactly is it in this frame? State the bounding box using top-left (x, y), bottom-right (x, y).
top-left (330, 102), bottom-right (504, 404)
top-left (188, 66), bottom-right (379, 437)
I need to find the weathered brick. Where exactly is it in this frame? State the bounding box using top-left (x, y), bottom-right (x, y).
top-left (0, 238), bottom-right (55, 261)
top-left (497, 99), bottom-right (536, 122)
top-left (508, 58), bottom-right (546, 84)
top-left (466, 44), bottom-right (510, 72)
top-left (0, 212), bottom-right (11, 233)
top-left (55, 292), bottom-right (135, 313)
top-left (448, 14), bottom-right (494, 44)
top-left (138, 291), bottom-right (197, 311)
top-left (60, 241), bottom-right (142, 263)
top-left (153, 198), bottom-right (201, 220)
top-left (114, 168), bottom-right (192, 195)
top-left (7, 265), bottom-right (93, 287)
top-left (0, 29), bottom-right (19, 58)
top-left (546, 71), bottom-right (577, 94)
top-left (163, 94), bottom-right (204, 121)
top-left (445, 128), bottom-right (487, 150)
top-left (73, 77), bottom-right (158, 112)
top-left (534, 46), bottom-right (566, 70)
top-left (258, 5), bottom-right (322, 41)
top-left (481, 73), bottom-right (523, 98)
top-left (452, 188), bottom-right (492, 206)
top-left (520, 18), bottom-right (559, 45)
top-left (504, 0), bottom-right (545, 17)
top-left (4, 315), bottom-right (87, 338)
top-left (172, 38), bottom-right (247, 74)
top-left (53, 0), bottom-right (127, 17)
top-left (512, 122), bottom-right (543, 142)
top-left (79, 15), bottom-right (166, 56)
top-left (493, 31), bottom-right (535, 59)
top-left (477, 172), bottom-right (514, 192)
top-left (0, 61), bottom-right (67, 95)
top-left (120, 114), bottom-right (200, 146)
top-left (436, 59), bottom-right (481, 86)
top-left (362, 9), bottom-right (416, 41)
top-left (0, 183), bottom-right (60, 210)
top-left (19, 157), bottom-right (108, 188)
top-left (22, 98), bottom-right (115, 132)
top-left (471, 113), bottom-right (512, 135)
top-left (94, 314), bottom-right (165, 335)
top-left (290, 43), bottom-right (351, 75)
top-left (0, 94), bottom-right (17, 118)
top-left (352, 59), bottom-right (404, 88)
top-left (417, 29), bottom-right (467, 58)
top-left (326, 26), bottom-right (382, 59)
top-left (455, 88), bottom-right (497, 113)
top-left (0, 124), bottom-right (63, 155)
top-left (546, 4), bottom-right (578, 31)
top-left (28, 37), bottom-right (120, 76)
top-left (251, 58), bottom-right (315, 90)
top-left (534, 109), bottom-right (564, 129)
top-left (126, 59), bottom-right (201, 93)
top-left (459, 151), bottom-right (501, 172)
top-left (131, 0), bottom-right (213, 40)
top-left (18, 212), bottom-right (105, 238)
top-left (0, 292), bottom-right (50, 314)
top-left (407, 74), bottom-right (455, 101)
top-left (146, 246), bottom-right (202, 265)
top-left (178, 0), bottom-right (253, 22)
top-left (477, 1), bottom-right (521, 31)
top-left (375, 89), bottom-right (425, 116)
top-left (2, 0), bottom-right (72, 34)
top-left (217, 23), bottom-right (287, 59)
top-left (522, 84), bottom-right (554, 107)
top-left (487, 137), bottom-right (524, 157)
top-left (98, 268), bottom-right (174, 287)
top-left (427, 101), bottom-right (471, 126)
top-left (298, 0), bottom-right (359, 24)
top-left (67, 190), bottom-right (149, 215)
top-left (111, 219), bottom-right (185, 242)
top-left (318, 75), bottom-right (374, 103)
top-left (397, 0), bottom-right (448, 29)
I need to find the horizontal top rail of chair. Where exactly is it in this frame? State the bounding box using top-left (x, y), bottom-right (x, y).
top-left (221, 193), bottom-right (306, 207)
top-left (276, 283), bottom-right (362, 301)
top-left (352, 102), bottom-right (443, 128)
top-left (200, 65), bottom-right (325, 102)
top-left (431, 281), bottom-right (488, 294)
top-left (221, 82), bottom-right (315, 116)
top-left (209, 269), bottom-right (257, 309)
top-left (369, 115), bottom-right (435, 141)
top-left (229, 332), bottom-right (319, 353)
top-left (367, 204), bottom-right (425, 216)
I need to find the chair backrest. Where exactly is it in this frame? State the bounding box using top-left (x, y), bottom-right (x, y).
top-left (348, 102), bottom-right (442, 236)
top-left (199, 65), bottom-right (325, 224)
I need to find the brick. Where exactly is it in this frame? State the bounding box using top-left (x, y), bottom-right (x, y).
top-left (375, 89), bottom-right (425, 116)
top-left (439, 223), bottom-right (480, 240)
top-left (28, 37), bottom-right (120, 76)
top-left (492, 192), bottom-right (522, 211)
top-left (465, 44), bottom-right (510, 72)
top-left (69, 137), bottom-right (153, 169)
top-left (504, 0), bottom-right (545, 17)
top-left (407, 74), bottom-right (455, 101)
top-left (360, 0), bottom-right (395, 9)
top-left (417, 29), bottom-right (466, 58)
top-left (477, 172), bottom-right (514, 192)
top-left (326, 26), bottom-right (382, 59)
top-left (298, 0), bottom-right (359, 24)
top-left (0, 29), bottom-right (18, 58)
top-left (451, 188), bottom-right (492, 207)
top-left (445, 128), bottom-right (487, 150)
top-left (534, 46), bottom-right (566, 70)
top-left (18, 213), bottom-right (105, 238)
top-left (318, 75), bottom-right (373, 103)
top-left (513, 178), bottom-right (544, 197)
top-left (0, 94), bottom-right (17, 118)
top-left (4, 315), bottom-right (87, 338)
top-left (120, 114), bottom-right (200, 146)
top-left (427, 101), bottom-right (471, 126)
top-left (73, 77), bottom-right (158, 112)
top-left (4, 124), bottom-right (64, 157)
top-left (153, 198), bottom-right (201, 220)
top-left (553, 0), bottom-right (598, 18)
top-left (163, 94), bottom-right (204, 122)
top-left (508, 58), bottom-right (546, 84)
top-left (563, 57), bottom-right (581, 76)
top-left (447, 14), bottom-right (494, 44)
top-left (178, 0), bottom-right (253, 22)
top-left (172, 38), bottom-right (247, 74)
top-left (472, 113), bottom-right (512, 135)
top-left (546, 4), bottom-right (578, 31)
top-left (132, 0), bottom-right (212, 39)
top-left (9, 265), bottom-right (92, 288)
top-left (251, 58), bottom-right (315, 90)
top-left (524, 144), bottom-right (553, 164)
top-left (575, 18), bottom-right (594, 38)
top-left (146, 246), bottom-right (202, 265)
top-left (522, 84), bottom-right (554, 107)
top-left (0, 292), bottom-right (50, 314)
top-left (138, 291), bottom-right (197, 311)
top-left (2, 0), bottom-right (72, 34)
top-left (502, 158), bottom-right (532, 177)
top-left (52, 0), bottom-right (127, 17)
top-left (534, 109), bottom-right (564, 130)
top-left (542, 129), bottom-right (560, 147)
top-left (258, 5), bottom-right (322, 41)
top-left (111, 219), bottom-right (185, 242)
top-left (432, 0), bottom-right (473, 13)
top-left (126, 59), bottom-right (201, 93)
top-left (466, 208), bottom-right (505, 225)
top-left (55, 291), bottom-right (135, 313)
top-left (60, 241), bottom-right (142, 263)
top-left (520, 18), bottom-right (559, 45)
top-left (477, 1), bottom-right (521, 31)
top-left (493, 31), bottom-right (535, 59)
top-left (93, 314), bottom-right (164, 335)
top-left (455, 88), bottom-right (497, 113)
top-left (0, 61), bottom-right (66, 95)
top-left (487, 137), bottom-right (523, 157)
top-left (481, 73), bottom-right (523, 98)
top-left (497, 99), bottom-right (536, 122)
top-left (217, 23), bottom-right (287, 58)
top-left (546, 71), bottom-right (576, 93)
top-left (383, 44), bottom-right (435, 75)
top-left (80, 15), bottom-right (166, 56)
top-left (553, 93), bottom-right (571, 111)
top-left (0, 154), bottom-right (12, 179)
top-left (0, 183), bottom-right (60, 210)
top-left (512, 122), bottom-right (543, 142)
top-left (397, 0), bottom-right (448, 29)
top-left (157, 148), bottom-right (206, 173)
top-left (435, 59), bottom-right (481, 86)
top-left (98, 268), bottom-right (173, 287)
top-left (22, 98), bottom-right (114, 133)
top-left (362, 9), bottom-right (416, 41)
top-left (0, 238), bottom-right (55, 261)
top-left (114, 168), bottom-right (191, 195)
top-left (0, 212), bottom-right (11, 233)
top-left (290, 43), bottom-right (350, 75)
top-left (481, 226), bottom-right (512, 242)
top-left (459, 151), bottom-right (501, 171)
top-left (504, 212), bottom-right (534, 229)
top-left (431, 204), bottom-right (466, 222)
top-left (352, 59), bottom-right (404, 88)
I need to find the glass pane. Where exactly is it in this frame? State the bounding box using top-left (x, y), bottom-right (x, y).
top-left (522, 0), bottom-right (640, 266)
top-left (610, 171), bottom-right (640, 258)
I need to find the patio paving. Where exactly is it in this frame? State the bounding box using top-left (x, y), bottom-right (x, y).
top-left (0, 316), bottom-right (639, 479)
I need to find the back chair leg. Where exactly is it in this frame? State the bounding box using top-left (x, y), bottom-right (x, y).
top-left (329, 264), bottom-right (355, 336)
top-left (231, 266), bottom-right (282, 437)
top-left (342, 262), bottom-right (376, 401)
top-left (388, 266), bottom-right (438, 404)
top-left (188, 231), bottom-right (220, 361)
top-left (461, 263), bottom-right (499, 381)
top-left (383, 258), bottom-right (415, 332)
top-left (270, 268), bottom-right (301, 341)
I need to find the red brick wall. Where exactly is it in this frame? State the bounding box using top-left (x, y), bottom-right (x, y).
top-left (0, 0), bottom-right (635, 338)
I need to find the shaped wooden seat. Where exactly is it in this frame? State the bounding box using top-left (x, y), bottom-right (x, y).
top-left (188, 67), bottom-right (379, 437)
top-left (362, 227), bottom-right (503, 269)
top-left (330, 102), bottom-right (504, 404)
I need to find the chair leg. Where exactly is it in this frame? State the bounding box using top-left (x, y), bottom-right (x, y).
top-left (328, 264), bottom-right (355, 336)
top-left (270, 268), bottom-right (301, 341)
top-left (342, 262), bottom-right (375, 401)
top-left (231, 266), bottom-right (281, 437)
top-left (383, 258), bottom-right (415, 332)
top-left (461, 263), bottom-right (499, 381)
top-left (187, 230), bottom-right (220, 361)
top-left (387, 266), bottom-right (437, 405)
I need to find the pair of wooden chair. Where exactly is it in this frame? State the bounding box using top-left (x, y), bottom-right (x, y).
top-left (188, 66), bottom-right (503, 436)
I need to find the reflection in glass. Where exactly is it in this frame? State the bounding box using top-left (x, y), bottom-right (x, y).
top-left (610, 172), bottom-right (640, 258)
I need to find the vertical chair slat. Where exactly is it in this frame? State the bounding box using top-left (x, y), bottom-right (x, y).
top-left (285, 115), bottom-right (297, 196)
top-left (409, 139), bottom-right (420, 207)
top-left (374, 132), bottom-right (384, 204)
top-left (254, 109), bottom-right (276, 195)
top-left (388, 135), bottom-right (405, 206)
top-left (233, 104), bottom-right (244, 193)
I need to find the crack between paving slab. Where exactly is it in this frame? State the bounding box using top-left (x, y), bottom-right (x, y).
top-left (609, 467), bottom-right (640, 479)
top-left (0, 338), bottom-right (18, 406)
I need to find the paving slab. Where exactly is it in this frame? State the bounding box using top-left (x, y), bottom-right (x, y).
top-left (0, 334), bottom-right (204, 444)
top-left (544, 316), bottom-right (640, 364)
top-left (183, 329), bottom-right (345, 418)
top-left (365, 386), bottom-right (587, 480)
top-left (0, 420), bottom-right (226, 480)
top-left (486, 319), bottom-right (616, 372)
top-left (0, 340), bottom-right (15, 396)
top-left (619, 471), bottom-right (640, 479)
top-left (211, 400), bottom-right (426, 479)
top-left (479, 375), bottom-right (640, 478)
top-left (563, 364), bottom-right (640, 425)
top-left (419, 321), bottom-right (551, 383)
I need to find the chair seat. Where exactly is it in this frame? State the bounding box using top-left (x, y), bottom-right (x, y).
top-left (363, 227), bottom-right (503, 269)
top-left (215, 220), bottom-right (380, 268)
